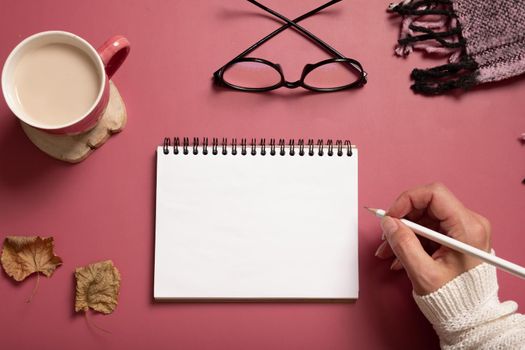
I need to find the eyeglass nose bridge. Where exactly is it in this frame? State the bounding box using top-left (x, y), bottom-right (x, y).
top-left (284, 80), bottom-right (302, 89)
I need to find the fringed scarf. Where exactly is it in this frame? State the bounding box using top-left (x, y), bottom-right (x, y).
top-left (388, 0), bottom-right (525, 95)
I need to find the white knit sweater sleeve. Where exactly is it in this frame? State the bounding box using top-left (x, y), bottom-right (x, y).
top-left (413, 263), bottom-right (525, 349)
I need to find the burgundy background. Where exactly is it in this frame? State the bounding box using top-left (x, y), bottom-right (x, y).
top-left (0, 1), bottom-right (524, 349)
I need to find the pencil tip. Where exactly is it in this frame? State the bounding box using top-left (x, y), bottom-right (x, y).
top-left (364, 206), bottom-right (377, 213)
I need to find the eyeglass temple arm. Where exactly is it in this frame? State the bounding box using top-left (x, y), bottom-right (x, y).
top-left (214, 0), bottom-right (341, 75)
top-left (246, 0), bottom-right (347, 60)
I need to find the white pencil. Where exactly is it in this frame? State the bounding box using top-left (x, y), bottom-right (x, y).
top-left (366, 207), bottom-right (525, 279)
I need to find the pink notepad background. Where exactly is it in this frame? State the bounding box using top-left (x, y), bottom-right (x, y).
top-left (0, 1), bottom-right (524, 349)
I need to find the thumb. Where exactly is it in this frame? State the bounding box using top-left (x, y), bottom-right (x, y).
top-left (381, 217), bottom-right (436, 288)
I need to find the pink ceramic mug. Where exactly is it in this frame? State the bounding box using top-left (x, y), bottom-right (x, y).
top-left (1, 31), bottom-right (130, 134)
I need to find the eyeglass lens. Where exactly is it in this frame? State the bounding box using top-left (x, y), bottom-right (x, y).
top-left (303, 61), bottom-right (361, 89)
top-left (222, 61), bottom-right (282, 89)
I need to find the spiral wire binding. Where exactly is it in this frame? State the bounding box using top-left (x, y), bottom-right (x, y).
top-left (163, 138), bottom-right (353, 157)
top-left (261, 139), bottom-right (266, 156)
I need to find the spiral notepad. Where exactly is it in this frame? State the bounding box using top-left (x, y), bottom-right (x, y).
top-left (154, 138), bottom-right (358, 300)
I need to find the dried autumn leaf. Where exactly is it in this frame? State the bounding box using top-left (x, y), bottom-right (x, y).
top-left (75, 260), bottom-right (121, 314)
top-left (1, 236), bottom-right (62, 281)
top-left (1, 235), bottom-right (63, 302)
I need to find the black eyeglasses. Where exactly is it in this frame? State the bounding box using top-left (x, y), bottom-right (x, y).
top-left (213, 0), bottom-right (367, 92)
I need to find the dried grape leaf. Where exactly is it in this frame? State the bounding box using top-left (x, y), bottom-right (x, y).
top-left (75, 260), bottom-right (120, 314)
top-left (1, 236), bottom-right (62, 281)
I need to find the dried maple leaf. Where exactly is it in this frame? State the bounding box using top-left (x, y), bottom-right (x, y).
top-left (75, 260), bottom-right (121, 314)
top-left (1, 236), bottom-right (62, 281)
top-left (1, 236), bottom-right (63, 302)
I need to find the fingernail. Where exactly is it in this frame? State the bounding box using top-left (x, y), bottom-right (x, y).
top-left (390, 259), bottom-right (402, 270)
top-left (374, 241), bottom-right (387, 257)
top-left (381, 217), bottom-right (398, 238)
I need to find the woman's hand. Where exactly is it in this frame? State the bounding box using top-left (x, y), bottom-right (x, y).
top-left (374, 183), bottom-right (492, 295)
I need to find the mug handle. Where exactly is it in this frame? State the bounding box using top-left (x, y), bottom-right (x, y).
top-left (97, 35), bottom-right (130, 79)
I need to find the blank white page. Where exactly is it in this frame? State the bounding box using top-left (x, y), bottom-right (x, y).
top-left (154, 145), bottom-right (358, 300)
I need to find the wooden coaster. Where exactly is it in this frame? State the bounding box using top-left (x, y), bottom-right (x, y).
top-left (21, 81), bottom-right (127, 163)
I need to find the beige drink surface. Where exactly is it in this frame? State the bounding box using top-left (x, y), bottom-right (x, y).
top-left (14, 43), bottom-right (100, 127)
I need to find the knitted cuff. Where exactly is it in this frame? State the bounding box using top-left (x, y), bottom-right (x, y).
top-left (412, 263), bottom-right (517, 334)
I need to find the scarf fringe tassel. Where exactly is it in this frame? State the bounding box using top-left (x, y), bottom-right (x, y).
top-left (388, 0), bottom-right (478, 94)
